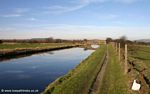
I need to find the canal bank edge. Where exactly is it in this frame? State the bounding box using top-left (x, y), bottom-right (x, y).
top-left (0, 44), bottom-right (78, 60)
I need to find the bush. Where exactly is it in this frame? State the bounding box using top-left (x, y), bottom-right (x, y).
top-left (0, 40), bottom-right (3, 44)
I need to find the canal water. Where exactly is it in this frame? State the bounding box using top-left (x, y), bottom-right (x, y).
top-left (0, 48), bottom-right (94, 93)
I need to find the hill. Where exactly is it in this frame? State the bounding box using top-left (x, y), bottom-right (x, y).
top-left (136, 39), bottom-right (150, 43)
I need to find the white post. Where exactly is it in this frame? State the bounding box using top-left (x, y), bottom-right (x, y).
top-left (125, 44), bottom-right (128, 74)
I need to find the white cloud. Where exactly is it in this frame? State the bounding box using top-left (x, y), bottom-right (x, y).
top-left (80, 0), bottom-right (139, 4)
top-left (80, 0), bottom-right (108, 3)
top-left (97, 14), bottom-right (119, 20)
top-left (28, 17), bottom-right (37, 21)
top-left (114, 0), bottom-right (139, 4)
top-left (1, 14), bottom-right (22, 17)
top-left (1, 8), bottom-right (29, 18)
top-left (44, 4), bottom-right (87, 14)
top-left (14, 8), bottom-right (29, 13)
top-left (44, 0), bottom-right (139, 14)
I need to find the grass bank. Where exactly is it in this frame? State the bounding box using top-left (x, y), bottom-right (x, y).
top-left (42, 45), bottom-right (106, 94)
top-left (0, 43), bottom-right (76, 50)
top-left (98, 45), bottom-right (128, 94)
top-left (0, 43), bottom-right (78, 58)
top-left (128, 45), bottom-right (150, 93)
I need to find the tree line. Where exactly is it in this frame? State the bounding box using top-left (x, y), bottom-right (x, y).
top-left (0, 37), bottom-right (91, 44)
top-left (106, 36), bottom-right (150, 47)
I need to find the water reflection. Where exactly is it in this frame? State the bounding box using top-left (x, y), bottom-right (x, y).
top-left (0, 48), bottom-right (94, 93)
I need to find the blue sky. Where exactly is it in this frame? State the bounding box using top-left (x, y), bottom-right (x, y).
top-left (0, 0), bottom-right (150, 40)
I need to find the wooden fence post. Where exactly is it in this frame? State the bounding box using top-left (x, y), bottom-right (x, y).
top-left (125, 44), bottom-right (128, 74)
top-left (118, 43), bottom-right (120, 61)
top-left (116, 42), bottom-right (118, 53)
top-left (113, 42), bottom-right (115, 48)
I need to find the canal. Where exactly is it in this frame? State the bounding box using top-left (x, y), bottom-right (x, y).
top-left (0, 48), bottom-right (94, 93)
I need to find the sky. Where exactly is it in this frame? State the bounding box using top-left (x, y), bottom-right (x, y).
top-left (0, 0), bottom-right (150, 40)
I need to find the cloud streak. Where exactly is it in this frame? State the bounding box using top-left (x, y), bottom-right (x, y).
top-left (1, 8), bottom-right (29, 18)
top-left (14, 8), bottom-right (29, 13)
top-left (44, 4), bottom-right (87, 14)
top-left (80, 0), bottom-right (139, 4)
top-left (114, 0), bottom-right (139, 4)
top-left (44, 0), bottom-right (139, 14)
top-left (1, 14), bottom-right (22, 17)
top-left (28, 17), bottom-right (37, 21)
top-left (96, 14), bottom-right (119, 20)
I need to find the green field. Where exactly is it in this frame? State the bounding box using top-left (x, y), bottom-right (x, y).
top-left (128, 45), bottom-right (150, 93)
top-left (98, 45), bottom-right (128, 94)
top-left (42, 45), bottom-right (106, 94)
top-left (0, 43), bottom-right (75, 50)
top-left (128, 45), bottom-right (150, 80)
top-left (0, 43), bottom-right (78, 59)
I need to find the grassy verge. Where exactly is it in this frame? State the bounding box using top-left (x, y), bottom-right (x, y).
top-left (42, 45), bottom-right (106, 94)
top-left (98, 45), bottom-right (128, 94)
top-left (128, 45), bottom-right (150, 93)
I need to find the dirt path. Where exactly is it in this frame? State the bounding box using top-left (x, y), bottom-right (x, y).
top-left (89, 45), bottom-right (108, 94)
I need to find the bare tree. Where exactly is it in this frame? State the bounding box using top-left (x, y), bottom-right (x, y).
top-left (115, 36), bottom-right (127, 48)
top-left (106, 37), bottom-right (113, 44)
top-left (0, 40), bottom-right (3, 44)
